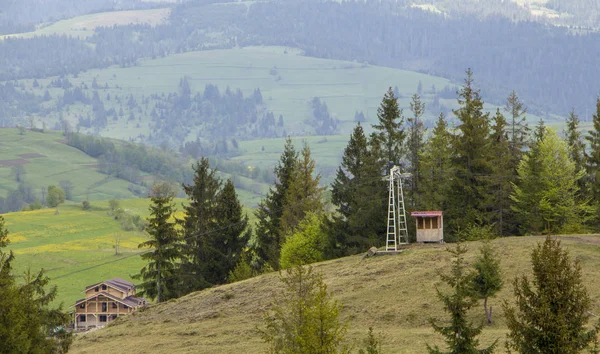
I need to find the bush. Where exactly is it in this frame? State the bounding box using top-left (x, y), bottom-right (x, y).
top-left (82, 201), bottom-right (91, 210)
top-left (280, 213), bottom-right (326, 269)
top-left (27, 201), bottom-right (43, 210)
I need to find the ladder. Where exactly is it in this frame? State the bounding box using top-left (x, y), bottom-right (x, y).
top-left (386, 166), bottom-right (409, 251)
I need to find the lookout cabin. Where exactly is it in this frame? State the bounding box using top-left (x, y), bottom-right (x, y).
top-left (72, 278), bottom-right (147, 331)
top-left (411, 211), bottom-right (443, 243)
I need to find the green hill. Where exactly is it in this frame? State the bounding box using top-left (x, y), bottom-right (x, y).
top-left (69, 235), bottom-right (600, 353)
top-left (0, 128), bottom-right (140, 202)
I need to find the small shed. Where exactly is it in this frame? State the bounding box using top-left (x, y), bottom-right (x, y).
top-left (411, 211), bottom-right (443, 243)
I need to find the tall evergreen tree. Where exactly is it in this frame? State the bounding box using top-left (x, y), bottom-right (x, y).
top-left (255, 138), bottom-right (298, 270)
top-left (419, 113), bottom-right (453, 211)
top-left (135, 183), bottom-right (181, 302)
top-left (328, 123), bottom-right (387, 257)
top-left (505, 237), bottom-right (599, 353)
top-left (407, 93), bottom-right (427, 208)
top-left (214, 179), bottom-right (251, 282)
top-left (448, 69), bottom-right (493, 233)
top-left (586, 98), bottom-right (600, 203)
top-left (472, 240), bottom-right (503, 325)
top-left (565, 109), bottom-right (586, 194)
top-left (489, 109), bottom-right (514, 235)
top-left (504, 90), bottom-right (529, 167)
top-left (428, 241), bottom-right (496, 354)
top-left (372, 87), bottom-right (405, 168)
top-left (179, 158), bottom-right (222, 293)
top-left (511, 128), bottom-right (590, 234)
top-left (280, 142), bottom-right (325, 234)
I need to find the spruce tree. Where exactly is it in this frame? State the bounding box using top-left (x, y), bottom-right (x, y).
top-left (448, 69), bottom-right (493, 233)
top-left (489, 109), bottom-right (514, 235)
top-left (586, 98), bottom-right (600, 202)
top-left (255, 137), bottom-right (298, 270)
top-left (504, 237), bottom-right (598, 353)
top-left (179, 157), bottom-right (222, 293)
top-left (372, 87), bottom-right (405, 167)
top-left (428, 241), bottom-right (496, 354)
top-left (565, 109), bottom-right (586, 193)
top-left (419, 113), bottom-right (453, 211)
top-left (214, 179), bottom-right (251, 283)
top-left (280, 142), bottom-right (324, 234)
top-left (329, 123), bottom-right (387, 257)
top-left (407, 93), bottom-right (427, 208)
top-left (135, 183), bottom-right (181, 302)
top-left (504, 90), bottom-right (529, 168)
top-left (472, 240), bottom-right (503, 325)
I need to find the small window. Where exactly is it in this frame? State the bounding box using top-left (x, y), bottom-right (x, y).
top-left (95, 287), bottom-right (99, 292)
top-left (110, 314), bottom-right (118, 320)
top-left (123, 304), bottom-right (129, 309)
top-left (102, 303), bottom-right (107, 312)
top-left (418, 218), bottom-right (424, 229)
top-left (101, 285), bottom-right (107, 290)
top-left (432, 217), bottom-right (438, 229)
top-left (79, 303), bottom-right (85, 309)
top-left (79, 315), bottom-right (86, 322)
top-left (99, 315), bottom-right (107, 322)
top-left (112, 303), bottom-right (117, 309)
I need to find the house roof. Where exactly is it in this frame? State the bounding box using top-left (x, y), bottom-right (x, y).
top-left (85, 278), bottom-right (134, 292)
top-left (73, 292), bottom-right (146, 308)
top-left (411, 211), bottom-right (443, 217)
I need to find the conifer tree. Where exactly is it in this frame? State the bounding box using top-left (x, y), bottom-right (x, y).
top-left (504, 237), bottom-right (599, 353)
top-left (214, 179), bottom-right (251, 282)
top-left (472, 240), bottom-right (503, 325)
top-left (448, 69), bottom-right (493, 233)
top-left (419, 113), bottom-right (453, 211)
top-left (135, 183), bottom-right (181, 302)
top-left (504, 90), bottom-right (529, 168)
top-left (179, 158), bottom-right (222, 293)
top-left (329, 123), bottom-right (387, 257)
top-left (407, 93), bottom-right (427, 208)
top-left (372, 87), bottom-right (405, 167)
top-left (280, 142), bottom-right (325, 234)
top-left (428, 241), bottom-right (496, 354)
top-left (489, 109), bottom-right (514, 235)
top-left (255, 138), bottom-right (298, 270)
top-left (565, 109), bottom-right (586, 193)
top-left (260, 265), bottom-right (347, 353)
top-left (586, 98), bottom-right (600, 203)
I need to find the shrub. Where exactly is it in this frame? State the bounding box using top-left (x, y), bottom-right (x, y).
top-left (280, 213), bottom-right (326, 269)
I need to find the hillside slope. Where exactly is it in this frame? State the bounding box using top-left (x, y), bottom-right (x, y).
top-left (71, 235), bottom-right (600, 353)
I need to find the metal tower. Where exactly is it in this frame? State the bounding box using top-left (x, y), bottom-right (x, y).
top-left (386, 166), bottom-right (409, 251)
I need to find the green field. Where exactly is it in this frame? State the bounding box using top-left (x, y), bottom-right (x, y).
top-left (70, 235), bottom-right (600, 353)
top-left (0, 8), bottom-right (170, 40)
top-left (4, 197), bottom-right (257, 307)
top-left (0, 128), bottom-right (138, 201)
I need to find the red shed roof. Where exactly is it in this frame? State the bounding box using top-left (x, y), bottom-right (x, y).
top-left (411, 211), bottom-right (443, 217)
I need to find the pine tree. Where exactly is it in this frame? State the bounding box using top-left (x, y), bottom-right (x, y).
top-left (214, 179), bottom-right (251, 283)
top-left (489, 109), bottom-right (514, 236)
top-left (504, 237), bottom-right (599, 353)
top-left (448, 69), bottom-right (493, 233)
top-left (407, 93), bottom-right (427, 208)
top-left (428, 241), bottom-right (496, 354)
top-left (179, 157), bottom-right (222, 293)
top-left (329, 123), bottom-right (387, 257)
top-left (419, 113), bottom-right (453, 211)
top-left (472, 240), bottom-right (503, 325)
top-left (586, 98), bottom-right (600, 202)
top-left (255, 138), bottom-right (298, 270)
top-left (259, 265), bottom-right (347, 354)
top-left (280, 142), bottom-right (325, 234)
top-left (135, 183), bottom-right (181, 302)
top-left (372, 87), bottom-right (405, 167)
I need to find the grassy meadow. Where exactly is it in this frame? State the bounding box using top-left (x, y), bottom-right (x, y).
top-left (69, 235), bottom-right (600, 353)
top-left (0, 128), bottom-right (138, 201)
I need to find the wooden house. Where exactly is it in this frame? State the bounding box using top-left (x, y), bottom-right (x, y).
top-left (72, 278), bottom-right (146, 331)
top-left (411, 211), bottom-right (443, 243)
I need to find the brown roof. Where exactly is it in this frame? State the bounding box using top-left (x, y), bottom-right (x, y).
top-left (85, 278), bottom-right (135, 292)
top-left (73, 292), bottom-right (146, 308)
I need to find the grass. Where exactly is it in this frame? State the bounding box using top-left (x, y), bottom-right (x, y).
top-left (0, 128), bottom-right (138, 201)
top-left (69, 235), bottom-right (600, 353)
top-left (0, 8), bottom-right (170, 40)
top-left (5, 197), bottom-right (257, 307)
